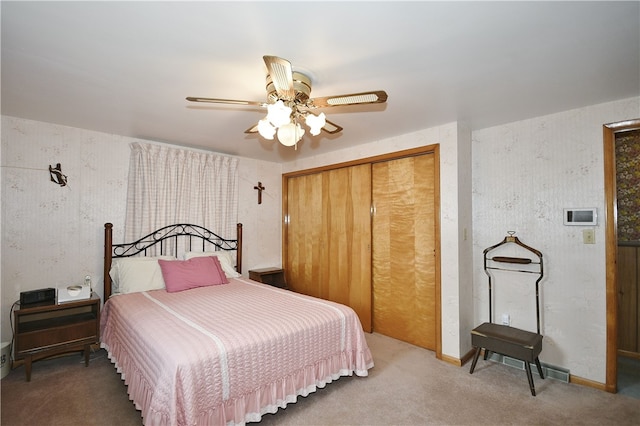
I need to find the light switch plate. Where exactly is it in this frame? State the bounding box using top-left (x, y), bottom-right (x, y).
top-left (583, 229), bottom-right (595, 244)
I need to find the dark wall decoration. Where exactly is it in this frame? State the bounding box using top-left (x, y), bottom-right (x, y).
top-left (48, 163), bottom-right (68, 187)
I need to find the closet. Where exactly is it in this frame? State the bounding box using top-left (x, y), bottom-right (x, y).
top-left (283, 146), bottom-right (439, 350)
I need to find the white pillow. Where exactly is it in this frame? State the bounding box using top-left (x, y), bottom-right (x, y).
top-left (184, 251), bottom-right (241, 278)
top-left (109, 256), bottom-right (176, 294)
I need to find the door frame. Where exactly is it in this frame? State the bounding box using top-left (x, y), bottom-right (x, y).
top-left (603, 118), bottom-right (640, 392)
top-left (282, 144), bottom-right (442, 358)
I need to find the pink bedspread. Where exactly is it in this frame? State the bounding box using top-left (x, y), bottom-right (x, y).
top-left (100, 278), bottom-right (373, 425)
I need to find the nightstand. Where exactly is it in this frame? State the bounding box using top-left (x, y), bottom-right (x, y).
top-left (249, 267), bottom-right (287, 289)
top-left (13, 294), bottom-right (100, 381)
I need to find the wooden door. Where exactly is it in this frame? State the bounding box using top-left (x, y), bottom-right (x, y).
top-left (618, 245), bottom-right (639, 353)
top-left (372, 153), bottom-right (437, 350)
top-left (286, 172), bottom-right (324, 298)
top-left (286, 164), bottom-right (372, 331)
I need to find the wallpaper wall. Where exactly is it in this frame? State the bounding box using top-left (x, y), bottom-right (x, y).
top-left (0, 116), bottom-right (283, 342)
top-left (473, 96), bottom-right (639, 383)
top-left (616, 129), bottom-right (640, 242)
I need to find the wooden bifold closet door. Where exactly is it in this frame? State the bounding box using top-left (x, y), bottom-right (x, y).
top-left (286, 164), bottom-right (372, 332)
top-left (372, 154), bottom-right (437, 350)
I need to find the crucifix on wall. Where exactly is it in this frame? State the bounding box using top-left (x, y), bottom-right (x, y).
top-left (254, 181), bottom-right (265, 204)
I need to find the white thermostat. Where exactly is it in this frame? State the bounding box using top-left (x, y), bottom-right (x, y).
top-left (563, 208), bottom-right (597, 226)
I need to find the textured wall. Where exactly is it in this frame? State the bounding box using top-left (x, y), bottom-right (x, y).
top-left (472, 97), bottom-right (640, 383)
top-left (0, 116), bottom-right (282, 342)
top-left (1, 117), bottom-right (130, 346)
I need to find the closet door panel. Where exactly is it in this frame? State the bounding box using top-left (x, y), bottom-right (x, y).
top-left (287, 173), bottom-right (324, 297)
top-left (323, 165), bottom-right (372, 331)
top-left (286, 165), bottom-right (372, 332)
top-left (372, 153), bottom-right (436, 349)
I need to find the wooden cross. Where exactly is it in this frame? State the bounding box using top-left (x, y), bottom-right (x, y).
top-left (254, 181), bottom-right (265, 204)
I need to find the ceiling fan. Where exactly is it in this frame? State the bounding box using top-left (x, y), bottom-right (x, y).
top-left (186, 55), bottom-right (388, 147)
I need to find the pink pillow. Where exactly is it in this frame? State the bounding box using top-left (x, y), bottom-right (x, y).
top-left (158, 256), bottom-right (229, 293)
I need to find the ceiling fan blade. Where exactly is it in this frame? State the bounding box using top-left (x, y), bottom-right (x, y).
top-left (263, 56), bottom-right (295, 101)
top-left (246, 120), bottom-right (341, 135)
top-left (186, 97), bottom-right (266, 107)
top-left (244, 123), bottom-right (259, 134)
top-left (322, 119), bottom-right (343, 134)
top-left (310, 90), bottom-right (388, 108)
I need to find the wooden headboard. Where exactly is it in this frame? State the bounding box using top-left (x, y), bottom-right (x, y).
top-left (103, 223), bottom-right (243, 299)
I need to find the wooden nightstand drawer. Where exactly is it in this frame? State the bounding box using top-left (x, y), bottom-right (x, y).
top-left (16, 318), bottom-right (97, 354)
top-left (249, 268), bottom-right (287, 289)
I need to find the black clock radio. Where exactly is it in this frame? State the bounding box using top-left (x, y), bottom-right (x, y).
top-left (20, 288), bottom-right (56, 306)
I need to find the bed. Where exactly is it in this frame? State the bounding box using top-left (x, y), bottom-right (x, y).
top-left (100, 222), bottom-right (373, 425)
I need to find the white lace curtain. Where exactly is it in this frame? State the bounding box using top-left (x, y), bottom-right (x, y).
top-left (124, 142), bottom-right (238, 254)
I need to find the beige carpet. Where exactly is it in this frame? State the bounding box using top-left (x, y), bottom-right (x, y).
top-left (2, 332), bottom-right (639, 425)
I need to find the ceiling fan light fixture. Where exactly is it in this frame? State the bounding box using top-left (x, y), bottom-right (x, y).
top-left (305, 112), bottom-right (326, 136)
top-left (277, 122), bottom-right (304, 146)
top-left (257, 118), bottom-right (276, 140)
top-left (266, 100), bottom-right (292, 127)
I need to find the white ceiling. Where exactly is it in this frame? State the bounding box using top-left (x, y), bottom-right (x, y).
top-left (2, 1), bottom-right (639, 163)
